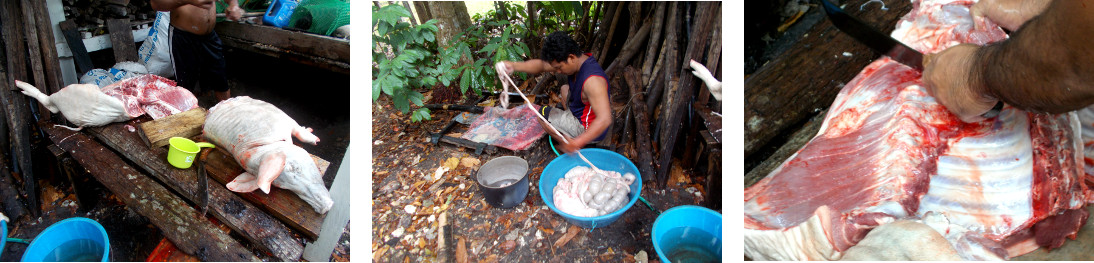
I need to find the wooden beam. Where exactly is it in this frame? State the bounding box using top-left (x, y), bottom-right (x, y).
top-left (217, 36), bottom-right (349, 75)
top-left (43, 122), bottom-right (260, 262)
top-left (19, 0), bottom-right (49, 120)
top-left (744, 0), bottom-right (912, 159)
top-left (0, 0), bottom-right (39, 216)
top-left (214, 21), bottom-right (349, 64)
top-left (85, 121), bottom-right (305, 261)
top-left (58, 20), bottom-right (94, 76)
top-left (106, 18), bottom-right (139, 63)
top-left (641, 2), bottom-right (667, 86)
top-left (138, 108), bottom-right (207, 148)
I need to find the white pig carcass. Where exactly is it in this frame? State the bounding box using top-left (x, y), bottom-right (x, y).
top-left (15, 74), bottom-right (198, 130)
top-left (203, 96), bottom-right (333, 214)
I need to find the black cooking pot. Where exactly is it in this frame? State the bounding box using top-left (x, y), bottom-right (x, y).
top-left (475, 156), bottom-right (529, 209)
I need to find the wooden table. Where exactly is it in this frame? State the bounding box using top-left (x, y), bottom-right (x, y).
top-left (42, 114), bottom-right (332, 261)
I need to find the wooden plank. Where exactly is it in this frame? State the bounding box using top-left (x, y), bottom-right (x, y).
top-left (744, 0), bottom-right (912, 159)
top-left (203, 146), bottom-right (326, 240)
top-left (106, 18), bottom-right (139, 63)
top-left (58, 20), bottom-right (94, 76)
top-left (693, 102), bottom-right (722, 141)
top-left (19, 0), bottom-right (49, 120)
top-left (43, 122), bottom-right (260, 262)
top-left (29, 1), bottom-right (63, 95)
top-left (138, 108), bottom-right (208, 148)
top-left (0, 0), bottom-right (38, 216)
top-left (214, 22), bottom-right (349, 63)
top-left (85, 121), bottom-right (305, 261)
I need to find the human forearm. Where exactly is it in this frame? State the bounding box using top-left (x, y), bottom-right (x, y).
top-left (976, 0), bottom-right (1094, 114)
top-left (508, 59), bottom-right (552, 75)
top-left (573, 115), bottom-right (611, 146)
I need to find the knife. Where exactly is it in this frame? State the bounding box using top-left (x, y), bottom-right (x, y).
top-left (818, 0), bottom-right (1003, 118)
top-left (197, 148), bottom-right (212, 217)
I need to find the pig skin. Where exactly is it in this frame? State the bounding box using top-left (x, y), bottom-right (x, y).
top-left (203, 96), bottom-right (333, 214)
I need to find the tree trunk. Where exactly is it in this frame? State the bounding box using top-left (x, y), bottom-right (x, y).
top-left (591, 2), bottom-right (617, 57)
top-left (525, 1), bottom-right (540, 59)
top-left (426, 2), bottom-right (472, 48)
top-left (647, 1), bottom-right (679, 119)
top-left (656, 2), bottom-right (718, 187)
top-left (624, 66), bottom-right (655, 182)
top-left (642, 2), bottom-right (667, 86)
top-left (412, 2), bottom-right (434, 26)
top-left (584, 1), bottom-right (603, 51)
top-left (596, 2), bottom-right (625, 65)
top-left (628, 2), bottom-right (642, 36)
top-left (604, 21), bottom-right (651, 77)
top-left (576, 1), bottom-right (591, 46)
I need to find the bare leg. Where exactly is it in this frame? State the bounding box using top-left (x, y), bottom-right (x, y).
top-left (559, 84), bottom-right (570, 110)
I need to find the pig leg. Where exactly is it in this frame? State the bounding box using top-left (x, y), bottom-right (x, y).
top-left (226, 172), bottom-right (261, 192)
top-left (292, 127), bottom-right (320, 145)
top-left (255, 151), bottom-right (287, 194)
top-left (14, 80), bottom-right (58, 113)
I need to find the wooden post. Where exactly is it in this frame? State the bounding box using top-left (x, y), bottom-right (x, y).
top-left (44, 123), bottom-right (260, 262)
top-left (0, 0), bottom-right (39, 217)
top-left (596, 2), bottom-right (625, 64)
top-left (604, 21), bottom-right (651, 77)
top-left (656, 2), bottom-right (718, 187)
top-left (19, 0), bottom-right (49, 120)
top-left (30, 1), bottom-right (63, 96)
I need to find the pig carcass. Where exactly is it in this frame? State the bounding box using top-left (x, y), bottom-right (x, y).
top-left (203, 96), bottom-right (333, 214)
top-left (744, 0), bottom-right (1092, 260)
top-left (15, 74), bottom-right (198, 130)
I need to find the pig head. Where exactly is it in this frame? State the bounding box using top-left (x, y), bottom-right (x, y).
top-left (225, 143), bottom-right (334, 214)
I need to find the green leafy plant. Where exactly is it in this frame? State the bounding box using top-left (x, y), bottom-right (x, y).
top-left (372, 4), bottom-right (438, 122)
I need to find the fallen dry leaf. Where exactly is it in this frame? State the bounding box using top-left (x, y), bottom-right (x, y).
top-left (457, 237), bottom-right (469, 263)
top-left (446, 132), bottom-right (463, 137)
top-left (500, 240), bottom-right (517, 253)
top-left (668, 164), bottom-right (691, 186)
top-left (480, 254), bottom-right (499, 263)
top-left (538, 226), bottom-right (555, 235)
top-left (460, 157), bottom-right (481, 168)
top-left (443, 157), bottom-right (460, 170)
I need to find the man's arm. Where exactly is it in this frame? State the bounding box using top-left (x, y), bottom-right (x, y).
top-left (150, 0), bottom-right (214, 11)
top-left (560, 76), bottom-right (611, 153)
top-left (225, 0), bottom-right (243, 21)
top-left (503, 59), bottom-right (554, 75)
top-left (976, 0), bottom-right (1094, 114)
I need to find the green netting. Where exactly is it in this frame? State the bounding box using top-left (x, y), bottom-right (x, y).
top-left (287, 0), bottom-right (350, 36)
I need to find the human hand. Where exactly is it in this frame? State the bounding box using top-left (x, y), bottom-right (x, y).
top-left (225, 5), bottom-right (243, 21)
top-left (971, 0), bottom-right (1051, 31)
top-left (499, 61), bottom-right (515, 75)
top-left (922, 44), bottom-right (998, 123)
top-left (559, 136), bottom-right (585, 154)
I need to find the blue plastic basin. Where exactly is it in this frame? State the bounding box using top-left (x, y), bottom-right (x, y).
top-left (21, 217), bottom-right (110, 262)
top-left (539, 148), bottom-right (641, 229)
top-left (652, 206), bottom-right (722, 263)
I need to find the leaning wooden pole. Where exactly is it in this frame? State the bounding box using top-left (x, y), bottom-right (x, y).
top-left (1, 0), bottom-right (39, 216)
top-left (625, 67), bottom-right (655, 182)
top-left (641, 2), bottom-right (667, 86)
top-left (655, 2), bottom-right (718, 187)
top-left (596, 1), bottom-right (625, 63)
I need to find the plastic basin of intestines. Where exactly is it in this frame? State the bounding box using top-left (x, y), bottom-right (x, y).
top-left (539, 148), bottom-right (642, 229)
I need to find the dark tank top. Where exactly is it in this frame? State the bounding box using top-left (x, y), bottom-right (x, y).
top-left (567, 53), bottom-right (610, 141)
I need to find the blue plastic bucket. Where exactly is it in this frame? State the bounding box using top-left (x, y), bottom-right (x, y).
top-left (539, 148), bottom-right (641, 229)
top-left (263, 0), bottom-right (298, 28)
top-left (21, 217), bottom-right (110, 262)
top-left (652, 206), bottom-right (722, 263)
top-left (1, 217), bottom-right (6, 253)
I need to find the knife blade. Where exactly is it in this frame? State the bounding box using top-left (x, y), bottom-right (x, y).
top-left (197, 148), bottom-right (212, 217)
top-left (819, 0), bottom-right (924, 71)
top-left (819, 0), bottom-right (1003, 118)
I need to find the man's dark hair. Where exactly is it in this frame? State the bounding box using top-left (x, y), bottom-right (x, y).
top-left (541, 31), bottom-right (582, 63)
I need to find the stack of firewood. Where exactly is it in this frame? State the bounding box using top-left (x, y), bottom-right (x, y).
top-left (62, 0), bottom-right (156, 37)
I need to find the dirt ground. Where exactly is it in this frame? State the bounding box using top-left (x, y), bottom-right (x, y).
top-left (1, 47), bottom-right (350, 261)
top-left (371, 92), bottom-right (716, 262)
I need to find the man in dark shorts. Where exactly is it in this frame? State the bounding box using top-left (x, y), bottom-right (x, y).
top-left (150, 0), bottom-right (241, 102)
top-left (501, 31), bottom-right (612, 153)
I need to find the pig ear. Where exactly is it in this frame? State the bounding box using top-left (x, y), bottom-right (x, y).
top-left (226, 172), bottom-right (260, 193)
top-left (256, 151), bottom-right (286, 194)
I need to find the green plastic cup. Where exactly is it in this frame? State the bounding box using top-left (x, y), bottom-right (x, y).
top-left (167, 137), bottom-right (215, 169)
